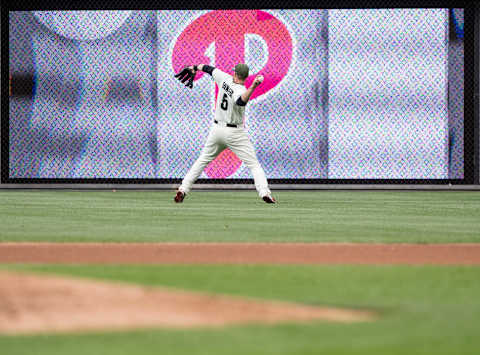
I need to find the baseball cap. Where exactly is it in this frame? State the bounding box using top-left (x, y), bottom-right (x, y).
top-left (233, 63), bottom-right (249, 79)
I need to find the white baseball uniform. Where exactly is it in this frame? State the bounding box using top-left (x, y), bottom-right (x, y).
top-left (179, 68), bottom-right (272, 197)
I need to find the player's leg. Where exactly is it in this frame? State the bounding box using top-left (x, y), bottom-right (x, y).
top-left (177, 128), bottom-right (226, 197)
top-left (227, 130), bottom-right (275, 203)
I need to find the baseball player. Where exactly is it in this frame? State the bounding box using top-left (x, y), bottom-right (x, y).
top-left (173, 63), bottom-right (276, 204)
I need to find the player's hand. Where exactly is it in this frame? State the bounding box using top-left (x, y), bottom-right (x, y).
top-left (252, 75), bottom-right (264, 87)
top-left (174, 67), bottom-right (196, 89)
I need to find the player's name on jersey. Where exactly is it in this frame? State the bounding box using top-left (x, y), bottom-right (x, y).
top-left (222, 82), bottom-right (234, 97)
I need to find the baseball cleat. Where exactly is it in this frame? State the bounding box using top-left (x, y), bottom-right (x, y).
top-left (174, 190), bottom-right (185, 203)
top-left (262, 195), bottom-right (276, 204)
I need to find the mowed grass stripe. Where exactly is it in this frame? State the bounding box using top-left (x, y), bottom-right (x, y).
top-left (1, 190), bottom-right (479, 243)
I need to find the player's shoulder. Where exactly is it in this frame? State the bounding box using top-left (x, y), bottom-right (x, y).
top-left (213, 68), bottom-right (231, 78)
top-left (232, 82), bottom-right (246, 91)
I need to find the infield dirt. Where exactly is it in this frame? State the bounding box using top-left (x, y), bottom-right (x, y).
top-left (0, 243), bottom-right (479, 265)
top-left (1, 242), bottom-right (478, 335)
top-left (0, 271), bottom-right (375, 334)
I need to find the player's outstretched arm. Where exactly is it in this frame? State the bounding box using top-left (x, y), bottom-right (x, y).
top-left (187, 64), bottom-right (214, 75)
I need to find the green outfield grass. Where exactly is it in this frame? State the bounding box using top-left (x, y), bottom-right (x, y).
top-left (1, 190), bottom-right (479, 242)
top-left (1, 264), bottom-right (479, 355)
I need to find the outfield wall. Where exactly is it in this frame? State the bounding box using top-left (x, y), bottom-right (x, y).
top-left (2, 8), bottom-right (479, 187)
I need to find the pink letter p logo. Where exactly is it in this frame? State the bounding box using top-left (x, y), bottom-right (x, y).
top-left (172, 10), bottom-right (293, 178)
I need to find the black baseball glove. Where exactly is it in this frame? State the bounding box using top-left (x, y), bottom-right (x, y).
top-left (174, 67), bottom-right (196, 89)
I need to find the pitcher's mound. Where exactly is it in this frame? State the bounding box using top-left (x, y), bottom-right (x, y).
top-left (0, 271), bottom-right (375, 334)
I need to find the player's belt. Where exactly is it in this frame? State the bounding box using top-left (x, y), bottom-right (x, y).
top-left (214, 120), bottom-right (237, 128)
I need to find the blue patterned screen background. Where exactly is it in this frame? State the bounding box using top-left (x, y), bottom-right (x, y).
top-left (8, 9), bottom-right (464, 179)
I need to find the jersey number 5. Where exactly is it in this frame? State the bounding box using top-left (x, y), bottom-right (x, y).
top-left (220, 93), bottom-right (228, 111)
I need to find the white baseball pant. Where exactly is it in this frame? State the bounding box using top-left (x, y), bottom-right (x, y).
top-left (179, 123), bottom-right (272, 197)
